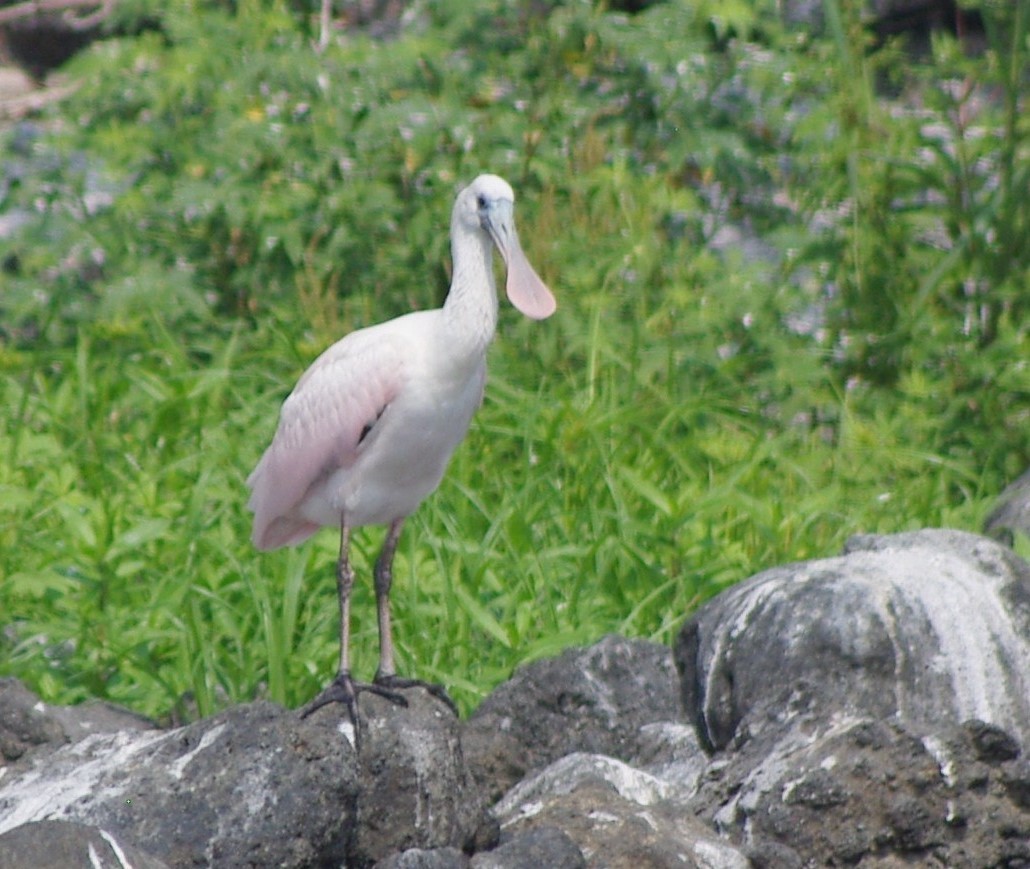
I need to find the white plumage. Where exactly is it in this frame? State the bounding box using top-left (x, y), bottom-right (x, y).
top-left (246, 174), bottom-right (556, 719)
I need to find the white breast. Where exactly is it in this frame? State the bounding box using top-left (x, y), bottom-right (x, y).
top-left (298, 312), bottom-right (488, 528)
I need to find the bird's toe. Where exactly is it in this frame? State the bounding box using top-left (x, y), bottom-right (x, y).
top-left (374, 673), bottom-right (459, 716)
top-left (299, 671), bottom-right (408, 723)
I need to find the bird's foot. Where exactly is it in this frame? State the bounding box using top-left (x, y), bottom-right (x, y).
top-left (374, 673), bottom-right (459, 716)
top-left (299, 671), bottom-right (408, 724)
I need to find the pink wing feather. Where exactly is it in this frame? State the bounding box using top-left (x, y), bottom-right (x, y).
top-left (246, 326), bottom-right (406, 550)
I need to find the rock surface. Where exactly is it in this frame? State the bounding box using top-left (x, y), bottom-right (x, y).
top-left (469, 826), bottom-right (586, 869)
top-left (675, 529), bottom-right (1030, 866)
top-left (0, 676), bottom-right (156, 763)
top-left (493, 753), bottom-right (746, 869)
top-left (341, 688), bottom-right (485, 864)
top-left (1, 529), bottom-right (1028, 868)
top-left (0, 701), bottom-right (359, 867)
top-left (0, 819), bottom-right (171, 869)
top-left (676, 529), bottom-right (1030, 753)
top-left (463, 634), bottom-right (683, 802)
top-left (985, 466), bottom-right (1030, 545)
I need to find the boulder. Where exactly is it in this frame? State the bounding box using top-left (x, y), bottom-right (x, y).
top-left (339, 688), bottom-right (486, 864)
top-left (0, 819), bottom-right (169, 869)
top-left (375, 845), bottom-right (469, 868)
top-left (629, 720), bottom-right (709, 796)
top-left (2, 529), bottom-right (1029, 868)
top-left (0, 676), bottom-right (155, 764)
top-left (491, 753), bottom-right (747, 869)
top-left (463, 635), bottom-right (683, 801)
top-left (984, 467), bottom-right (1030, 545)
top-left (676, 529), bottom-right (1030, 866)
top-left (676, 529), bottom-right (1030, 754)
top-left (0, 687), bottom-right (488, 868)
top-left (688, 716), bottom-right (1030, 867)
top-left (0, 700), bottom-right (358, 867)
top-left (469, 826), bottom-right (585, 868)
top-left (0, 677), bottom-right (65, 763)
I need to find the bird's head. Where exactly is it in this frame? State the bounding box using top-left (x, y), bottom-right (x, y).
top-left (454, 174), bottom-right (557, 320)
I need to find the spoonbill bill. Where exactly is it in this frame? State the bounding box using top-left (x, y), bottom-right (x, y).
top-left (247, 174), bottom-right (556, 721)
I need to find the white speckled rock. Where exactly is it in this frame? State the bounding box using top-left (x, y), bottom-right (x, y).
top-left (0, 702), bottom-right (358, 867)
top-left (341, 688), bottom-right (486, 865)
top-left (0, 689), bottom-right (487, 868)
top-left (0, 819), bottom-right (170, 869)
top-left (675, 529), bottom-right (1030, 752)
top-left (492, 752), bottom-right (749, 869)
top-left (984, 467), bottom-right (1030, 544)
top-left (463, 635), bottom-right (683, 803)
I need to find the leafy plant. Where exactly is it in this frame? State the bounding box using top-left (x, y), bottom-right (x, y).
top-left (0, 0), bottom-right (1024, 719)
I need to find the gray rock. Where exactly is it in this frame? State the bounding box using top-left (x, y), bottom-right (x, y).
top-left (344, 687), bottom-right (485, 865)
top-left (0, 684), bottom-right (490, 867)
top-left (493, 752), bottom-right (748, 869)
top-left (2, 528), bottom-right (1028, 868)
top-left (0, 819), bottom-right (169, 869)
top-left (689, 717), bottom-right (1030, 867)
top-left (631, 721), bottom-right (709, 796)
top-left (984, 467), bottom-right (1030, 545)
top-left (470, 826), bottom-right (584, 869)
top-left (744, 840), bottom-right (804, 869)
top-left (495, 752), bottom-right (685, 813)
top-left (48, 699), bottom-right (158, 743)
top-left (711, 719), bottom-right (947, 861)
top-left (676, 529), bottom-right (1030, 867)
top-left (464, 635), bottom-right (683, 801)
top-left (676, 529), bottom-right (1030, 754)
top-left (0, 701), bottom-right (358, 867)
top-left (375, 845), bottom-right (469, 868)
top-left (0, 678), bottom-right (65, 763)
top-left (0, 678), bottom-right (157, 764)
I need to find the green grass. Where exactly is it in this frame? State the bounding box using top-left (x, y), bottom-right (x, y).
top-left (1, 0), bottom-right (1026, 721)
top-left (0, 281), bottom-right (1006, 720)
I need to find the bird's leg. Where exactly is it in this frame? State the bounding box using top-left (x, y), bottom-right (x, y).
top-left (337, 519), bottom-right (354, 676)
top-left (372, 517), bottom-right (405, 681)
top-left (300, 514), bottom-right (406, 723)
top-left (372, 518), bottom-right (459, 716)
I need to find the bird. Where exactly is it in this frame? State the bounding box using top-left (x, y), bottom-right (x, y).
top-left (246, 174), bottom-right (556, 722)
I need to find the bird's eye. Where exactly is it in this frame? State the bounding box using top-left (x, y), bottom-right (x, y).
top-left (476, 194), bottom-right (488, 210)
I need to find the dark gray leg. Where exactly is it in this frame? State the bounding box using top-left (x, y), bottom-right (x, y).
top-left (300, 514), bottom-right (406, 723)
top-left (373, 517), bottom-right (405, 680)
top-left (372, 518), bottom-right (458, 716)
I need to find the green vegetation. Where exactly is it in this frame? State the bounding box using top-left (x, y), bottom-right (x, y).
top-left (1, 0), bottom-right (1027, 721)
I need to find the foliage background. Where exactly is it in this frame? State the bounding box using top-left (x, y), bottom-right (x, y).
top-left (1, 0), bottom-right (1027, 720)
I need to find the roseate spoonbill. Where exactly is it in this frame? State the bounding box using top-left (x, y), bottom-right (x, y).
top-left (247, 174), bottom-right (556, 721)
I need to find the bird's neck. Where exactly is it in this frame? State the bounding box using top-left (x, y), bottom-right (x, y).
top-left (442, 223), bottom-right (499, 358)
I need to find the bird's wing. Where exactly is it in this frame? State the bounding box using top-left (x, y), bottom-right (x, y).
top-left (246, 325), bottom-right (409, 550)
